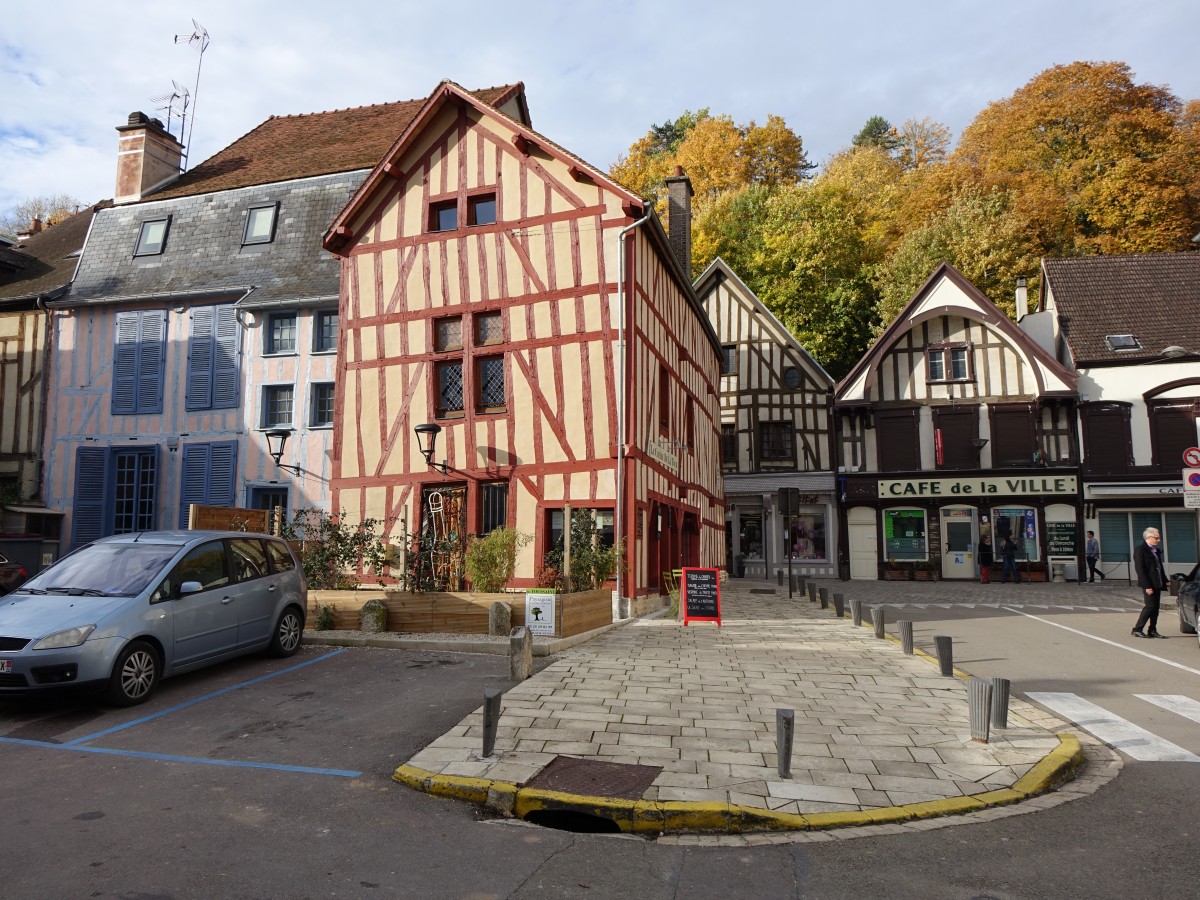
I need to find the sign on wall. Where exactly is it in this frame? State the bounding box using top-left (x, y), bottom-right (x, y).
top-left (878, 475), bottom-right (1077, 498)
top-left (1046, 522), bottom-right (1078, 555)
top-left (524, 590), bottom-right (557, 637)
top-left (883, 509), bottom-right (927, 560)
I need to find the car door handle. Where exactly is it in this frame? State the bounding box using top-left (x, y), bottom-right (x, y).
top-left (221, 596), bottom-right (234, 605)
top-left (268, 583), bottom-right (277, 592)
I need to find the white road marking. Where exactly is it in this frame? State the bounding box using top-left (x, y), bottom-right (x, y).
top-left (1002, 607), bottom-right (1200, 678)
top-left (1137, 694), bottom-right (1200, 725)
top-left (1025, 692), bottom-right (1200, 762)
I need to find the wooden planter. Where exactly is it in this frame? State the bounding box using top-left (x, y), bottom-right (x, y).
top-left (913, 570), bottom-right (938, 581)
top-left (883, 570), bottom-right (912, 581)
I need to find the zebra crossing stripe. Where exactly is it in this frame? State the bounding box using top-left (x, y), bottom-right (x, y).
top-left (1026, 692), bottom-right (1200, 762)
top-left (1136, 694), bottom-right (1200, 725)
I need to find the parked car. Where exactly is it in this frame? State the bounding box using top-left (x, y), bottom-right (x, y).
top-left (0, 553), bottom-right (28, 595)
top-left (0, 531), bottom-right (306, 705)
top-left (1176, 563), bottom-right (1200, 636)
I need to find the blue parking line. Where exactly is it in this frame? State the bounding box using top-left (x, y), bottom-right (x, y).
top-left (0, 735), bottom-right (361, 777)
top-left (65, 648), bottom-right (347, 746)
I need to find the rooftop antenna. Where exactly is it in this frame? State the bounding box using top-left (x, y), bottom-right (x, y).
top-left (173, 18), bottom-right (210, 171)
top-left (149, 80), bottom-right (190, 137)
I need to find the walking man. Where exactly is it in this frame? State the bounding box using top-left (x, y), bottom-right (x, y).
top-left (1132, 526), bottom-right (1167, 638)
top-left (1086, 530), bottom-right (1105, 583)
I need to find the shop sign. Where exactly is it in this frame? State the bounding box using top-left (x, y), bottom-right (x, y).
top-left (646, 441), bottom-right (679, 473)
top-left (1046, 522), bottom-right (1078, 555)
top-left (524, 591), bottom-right (557, 637)
top-left (879, 475), bottom-right (1076, 498)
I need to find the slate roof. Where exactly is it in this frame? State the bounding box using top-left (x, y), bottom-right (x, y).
top-left (150, 83), bottom-right (524, 201)
top-left (0, 203), bottom-right (107, 304)
top-left (1041, 253), bottom-right (1200, 365)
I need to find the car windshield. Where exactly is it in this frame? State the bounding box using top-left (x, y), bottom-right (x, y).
top-left (20, 543), bottom-right (182, 598)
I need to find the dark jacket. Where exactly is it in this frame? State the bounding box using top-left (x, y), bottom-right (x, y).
top-left (1000, 538), bottom-right (1017, 562)
top-left (978, 540), bottom-right (994, 566)
top-left (1134, 541), bottom-right (1167, 591)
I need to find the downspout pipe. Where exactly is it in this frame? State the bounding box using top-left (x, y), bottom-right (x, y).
top-left (615, 211), bottom-right (651, 618)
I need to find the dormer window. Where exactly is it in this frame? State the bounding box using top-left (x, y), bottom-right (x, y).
top-left (927, 343), bottom-right (973, 383)
top-left (468, 194), bottom-right (496, 226)
top-left (134, 216), bottom-right (170, 256)
top-left (428, 200), bottom-right (457, 232)
top-left (243, 202), bottom-right (279, 245)
top-left (1105, 334), bottom-right (1142, 352)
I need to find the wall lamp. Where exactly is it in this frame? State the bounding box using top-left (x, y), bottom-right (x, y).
top-left (413, 422), bottom-right (450, 475)
top-left (264, 429), bottom-right (304, 475)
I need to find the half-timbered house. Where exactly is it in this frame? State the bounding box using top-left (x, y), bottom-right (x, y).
top-left (835, 263), bottom-right (1081, 581)
top-left (1020, 253), bottom-right (1200, 577)
top-left (43, 90), bottom-right (518, 548)
top-left (694, 258), bottom-right (836, 580)
top-left (323, 81), bottom-right (725, 609)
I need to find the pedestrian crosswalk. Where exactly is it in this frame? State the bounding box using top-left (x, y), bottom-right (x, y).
top-left (869, 602), bottom-right (1131, 612)
top-left (1026, 691), bottom-right (1200, 762)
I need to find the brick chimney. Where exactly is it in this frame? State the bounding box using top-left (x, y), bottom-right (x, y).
top-left (664, 165), bottom-right (693, 280)
top-left (114, 112), bottom-right (184, 205)
top-left (15, 218), bottom-right (43, 244)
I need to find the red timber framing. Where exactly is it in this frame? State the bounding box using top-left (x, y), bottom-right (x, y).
top-left (324, 81), bottom-right (724, 599)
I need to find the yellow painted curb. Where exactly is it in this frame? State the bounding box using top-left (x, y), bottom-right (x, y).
top-left (1013, 733), bottom-right (1084, 794)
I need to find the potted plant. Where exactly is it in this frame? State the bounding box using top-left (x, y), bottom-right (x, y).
top-left (884, 559), bottom-right (912, 581)
top-left (913, 560), bottom-right (937, 581)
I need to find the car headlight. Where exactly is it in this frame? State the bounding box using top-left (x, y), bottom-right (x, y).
top-left (32, 625), bottom-right (96, 650)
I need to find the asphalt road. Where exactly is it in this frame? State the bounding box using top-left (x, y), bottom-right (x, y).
top-left (1, 614), bottom-right (1198, 899)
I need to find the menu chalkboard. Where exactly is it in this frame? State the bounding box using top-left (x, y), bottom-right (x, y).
top-left (682, 567), bottom-right (722, 627)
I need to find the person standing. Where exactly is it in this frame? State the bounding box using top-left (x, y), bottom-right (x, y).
top-left (1000, 535), bottom-right (1019, 583)
top-left (978, 535), bottom-right (993, 583)
top-left (1086, 530), bottom-right (1104, 583)
top-left (1132, 526), bottom-right (1168, 638)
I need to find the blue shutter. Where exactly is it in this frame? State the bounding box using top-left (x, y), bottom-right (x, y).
top-left (71, 446), bottom-right (110, 547)
top-left (137, 310), bottom-right (166, 414)
top-left (186, 307), bottom-right (215, 410)
top-left (212, 306), bottom-right (240, 409)
top-left (112, 313), bottom-right (139, 414)
top-left (178, 440), bottom-right (239, 527)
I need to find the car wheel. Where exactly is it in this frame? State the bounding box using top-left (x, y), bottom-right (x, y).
top-left (268, 606), bottom-right (303, 658)
top-left (1181, 605), bottom-right (1199, 635)
top-left (106, 640), bottom-right (160, 706)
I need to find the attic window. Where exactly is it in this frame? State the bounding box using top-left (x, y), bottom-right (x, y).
top-left (134, 217), bottom-right (170, 256)
top-left (1105, 334), bottom-right (1142, 352)
top-left (428, 200), bottom-right (457, 232)
top-left (243, 203), bottom-right (279, 245)
top-left (468, 194), bottom-right (496, 226)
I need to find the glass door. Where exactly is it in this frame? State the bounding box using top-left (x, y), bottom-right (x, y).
top-left (940, 507), bottom-right (976, 579)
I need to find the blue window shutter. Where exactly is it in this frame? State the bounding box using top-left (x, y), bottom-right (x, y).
top-left (178, 440), bottom-right (239, 527)
top-left (71, 446), bottom-right (110, 547)
top-left (137, 310), bottom-right (166, 414)
top-left (209, 441), bottom-right (237, 506)
top-left (112, 313), bottom-right (139, 414)
top-left (212, 306), bottom-right (240, 409)
top-left (186, 307), bottom-right (215, 410)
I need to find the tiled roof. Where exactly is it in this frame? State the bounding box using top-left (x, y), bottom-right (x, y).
top-left (1042, 253), bottom-right (1200, 365)
top-left (0, 203), bottom-right (107, 303)
top-left (149, 84), bottom-right (522, 201)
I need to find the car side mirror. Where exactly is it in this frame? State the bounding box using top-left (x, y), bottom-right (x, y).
top-left (179, 580), bottom-right (204, 596)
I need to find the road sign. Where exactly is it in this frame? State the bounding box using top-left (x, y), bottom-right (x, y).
top-left (1185, 468), bottom-right (1200, 509)
top-left (1184, 447), bottom-right (1200, 467)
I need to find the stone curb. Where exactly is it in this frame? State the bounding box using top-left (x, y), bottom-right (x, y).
top-left (301, 617), bottom-right (630, 657)
top-left (391, 733), bottom-right (1084, 835)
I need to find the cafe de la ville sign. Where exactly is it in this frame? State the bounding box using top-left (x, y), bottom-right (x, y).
top-left (878, 476), bottom-right (1078, 498)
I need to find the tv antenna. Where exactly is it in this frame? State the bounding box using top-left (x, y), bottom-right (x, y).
top-left (149, 80), bottom-right (190, 137)
top-left (173, 19), bottom-right (210, 171)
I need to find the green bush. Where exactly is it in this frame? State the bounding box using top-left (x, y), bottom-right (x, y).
top-left (314, 605), bottom-right (335, 631)
top-left (464, 527), bottom-right (532, 592)
top-left (545, 510), bottom-right (625, 592)
top-left (279, 508), bottom-right (391, 590)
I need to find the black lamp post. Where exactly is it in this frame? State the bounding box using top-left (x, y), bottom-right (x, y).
top-left (414, 422), bottom-right (450, 475)
top-left (264, 429), bottom-right (304, 475)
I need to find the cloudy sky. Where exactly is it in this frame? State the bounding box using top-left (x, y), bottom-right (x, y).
top-left (3, 0), bottom-right (1199, 218)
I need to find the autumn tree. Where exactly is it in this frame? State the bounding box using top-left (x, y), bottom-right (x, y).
top-left (0, 193), bottom-right (84, 238)
top-left (894, 117), bottom-right (952, 170)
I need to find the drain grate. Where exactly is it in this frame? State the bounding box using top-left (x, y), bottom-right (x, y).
top-left (524, 756), bottom-right (662, 800)
top-left (749, 588), bottom-right (777, 594)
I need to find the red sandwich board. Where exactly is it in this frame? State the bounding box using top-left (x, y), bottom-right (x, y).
top-left (682, 567), bottom-right (722, 627)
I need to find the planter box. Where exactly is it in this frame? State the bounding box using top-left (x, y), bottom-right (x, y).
top-left (913, 570), bottom-right (938, 581)
top-left (883, 570), bottom-right (912, 581)
top-left (308, 588), bottom-right (612, 639)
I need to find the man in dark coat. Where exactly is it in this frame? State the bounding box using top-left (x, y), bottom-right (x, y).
top-left (1132, 526), bottom-right (1168, 638)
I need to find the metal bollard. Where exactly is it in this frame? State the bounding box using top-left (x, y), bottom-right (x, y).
top-left (481, 687), bottom-right (503, 758)
top-left (778, 570), bottom-right (784, 587)
top-left (833, 593), bottom-right (845, 618)
top-left (969, 677), bottom-right (993, 743)
top-left (807, 583), bottom-right (817, 603)
top-left (934, 635), bottom-right (954, 676)
top-left (776, 708), bottom-right (795, 778)
top-left (818, 587), bottom-right (829, 609)
top-left (991, 677), bottom-right (1011, 729)
top-left (899, 619), bottom-right (914, 654)
top-left (872, 606), bottom-right (885, 638)
top-left (850, 598), bottom-right (863, 626)
top-left (791, 574), bottom-right (799, 594)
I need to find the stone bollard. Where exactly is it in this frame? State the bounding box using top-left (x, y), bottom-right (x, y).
top-left (934, 635), bottom-right (954, 676)
top-left (807, 583), bottom-right (817, 603)
top-left (481, 687), bottom-right (503, 758)
top-left (792, 574), bottom-right (799, 595)
top-left (991, 677), bottom-right (1012, 730)
top-left (969, 677), bottom-right (993, 743)
top-left (778, 570), bottom-right (784, 587)
top-left (872, 606), bottom-right (885, 638)
top-left (509, 625), bottom-right (533, 681)
top-left (818, 587), bottom-right (829, 609)
top-left (359, 597), bottom-right (388, 633)
top-left (899, 619), bottom-right (914, 654)
top-left (489, 601), bottom-right (512, 636)
top-left (776, 708), bottom-right (795, 778)
top-left (850, 598), bottom-right (863, 626)
top-left (833, 593), bottom-right (845, 618)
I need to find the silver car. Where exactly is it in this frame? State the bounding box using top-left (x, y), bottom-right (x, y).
top-left (0, 531), bottom-right (307, 706)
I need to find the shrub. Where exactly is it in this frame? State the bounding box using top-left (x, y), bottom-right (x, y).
top-left (545, 510), bottom-right (626, 592)
top-left (464, 527), bottom-right (532, 592)
top-left (279, 508), bottom-right (391, 590)
top-left (314, 605), bottom-right (335, 631)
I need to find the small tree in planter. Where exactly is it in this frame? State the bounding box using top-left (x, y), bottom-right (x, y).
top-left (464, 527), bottom-right (533, 592)
top-left (279, 508), bottom-right (391, 590)
top-left (544, 510), bottom-right (626, 591)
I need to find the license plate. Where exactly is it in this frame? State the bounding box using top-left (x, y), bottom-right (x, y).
top-left (0, 660), bottom-right (10, 674)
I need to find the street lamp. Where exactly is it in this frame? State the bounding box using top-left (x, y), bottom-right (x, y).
top-left (413, 422), bottom-right (450, 475)
top-left (264, 429), bottom-right (303, 475)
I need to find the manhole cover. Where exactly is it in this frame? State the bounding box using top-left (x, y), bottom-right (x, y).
top-left (749, 588), bottom-right (777, 594)
top-left (525, 756), bottom-right (662, 799)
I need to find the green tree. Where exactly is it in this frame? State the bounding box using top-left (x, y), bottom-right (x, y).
top-left (279, 508), bottom-right (391, 590)
top-left (464, 527), bottom-right (532, 592)
top-left (852, 115), bottom-right (900, 152)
